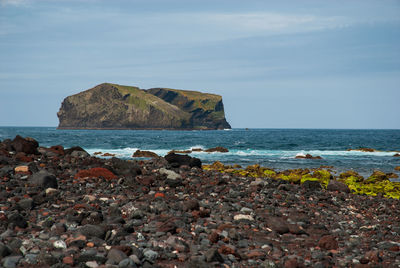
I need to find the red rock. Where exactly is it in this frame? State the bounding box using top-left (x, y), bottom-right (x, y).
top-left (63, 256), bottom-right (74, 265)
top-left (284, 258), bottom-right (299, 268)
top-left (154, 192), bottom-right (165, 198)
top-left (137, 176), bottom-right (154, 186)
top-left (247, 250), bottom-right (265, 259)
top-left (209, 231), bottom-right (220, 243)
top-left (364, 250), bottom-right (380, 263)
top-left (318, 235), bottom-right (338, 250)
top-left (74, 167), bottom-right (117, 180)
top-left (218, 245), bottom-right (236, 255)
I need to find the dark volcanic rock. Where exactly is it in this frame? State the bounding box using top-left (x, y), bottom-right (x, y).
top-left (30, 170), bottom-right (58, 189)
top-left (327, 180), bottom-right (350, 193)
top-left (10, 135), bottom-right (39, 154)
top-left (164, 153), bottom-right (201, 168)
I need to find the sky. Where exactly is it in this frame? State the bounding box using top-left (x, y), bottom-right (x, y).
top-left (0, 0), bottom-right (399, 129)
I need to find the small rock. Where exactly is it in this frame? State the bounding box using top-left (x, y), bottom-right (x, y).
top-left (318, 235), bottom-right (338, 250)
top-left (143, 249), bottom-right (158, 262)
top-left (205, 248), bottom-right (224, 263)
top-left (108, 248), bottom-right (128, 264)
top-left (53, 240), bottom-right (67, 249)
top-left (2, 255), bottom-right (22, 268)
top-left (119, 258), bottom-right (136, 268)
top-left (233, 214), bottom-right (254, 221)
top-left (18, 198), bottom-right (33, 210)
top-left (268, 217), bottom-right (289, 234)
top-left (78, 224), bottom-right (106, 239)
top-left (86, 261), bottom-right (99, 268)
top-left (30, 170), bottom-right (58, 189)
top-left (327, 180), bottom-right (350, 193)
top-left (15, 166), bottom-right (29, 173)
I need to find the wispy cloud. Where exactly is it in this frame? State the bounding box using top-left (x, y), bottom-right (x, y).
top-left (0, 0), bottom-right (28, 6)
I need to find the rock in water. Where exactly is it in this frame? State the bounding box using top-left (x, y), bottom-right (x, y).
top-left (57, 83), bottom-right (231, 130)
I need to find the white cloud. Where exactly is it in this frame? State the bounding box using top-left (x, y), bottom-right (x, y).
top-left (0, 0), bottom-right (28, 6)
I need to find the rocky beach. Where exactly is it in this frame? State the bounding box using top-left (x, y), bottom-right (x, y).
top-left (0, 135), bottom-right (400, 268)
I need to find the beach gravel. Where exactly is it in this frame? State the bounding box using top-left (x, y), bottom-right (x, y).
top-left (0, 135), bottom-right (399, 267)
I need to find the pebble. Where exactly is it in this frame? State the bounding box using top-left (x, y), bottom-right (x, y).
top-left (233, 214), bottom-right (254, 221)
top-left (0, 136), bottom-right (399, 267)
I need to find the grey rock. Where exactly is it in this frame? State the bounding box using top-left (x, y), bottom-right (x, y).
top-left (8, 213), bottom-right (28, 228)
top-left (0, 242), bottom-right (11, 258)
top-left (143, 249), bottom-right (158, 262)
top-left (18, 198), bottom-right (34, 210)
top-left (204, 248), bottom-right (224, 263)
top-left (119, 257), bottom-right (136, 268)
top-left (2, 255), bottom-right (22, 268)
top-left (30, 170), bottom-right (58, 189)
top-left (107, 249), bottom-right (128, 264)
top-left (78, 224), bottom-right (106, 239)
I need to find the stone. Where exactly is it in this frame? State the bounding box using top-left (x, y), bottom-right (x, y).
top-left (10, 135), bottom-right (38, 154)
top-left (8, 212), bottom-right (28, 228)
top-left (394, 153), bottom-right (400, 157)
top-left (302, 180), bottom-right (322, 191)
top-left (267, 217), bottom-right (289, 234)
top-left (53, 240), bottom-right (67, 249)
top-left (143, 249), bottom-right (158, 262)
top-left (18, 198), bottom-right (34, 210)
top-left (183, 199), bottom-right (200, 211)
top-left (327, 180), bottom-right (350, 193)
top-left (132, 150), bottom-right (158, 158)
top-left (318, 235), bottom-right (338, 250)
top-left (85, 261), bottom-right (99, 268)
top-left (0, 242), bottom-right (11, 258)
top-left (119, 258), bottom-right (136, 268)
top-left (14, 166), bottom-right (29, 173)
top-left (233, 214), bottom-right (254, 221)
top-left (74, 167), bottom-right (117, 180)
top-left (164, 153), bottom-right (202, 168)
top-left (78, 224), bottom-right (106, 239)
top-left (2, 255), bottom-right (22, 268)
top-left (30, 170), bottom-right (58, 189)
top-left (107, 248), bottom-right (128, 264)
top-left (205, 248), bottom-right (224, 263)
top-left (204, 146), bottom-right (229, 153)
top-left (159, 168), bottom-right (181, 180)
top-left (295, 153), bottom-right (322, 159)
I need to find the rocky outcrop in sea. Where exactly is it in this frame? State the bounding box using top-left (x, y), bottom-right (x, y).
top-left (57, 83), bottom-right (231, 130)
top-left (0, 136), bottom-right (399, 267)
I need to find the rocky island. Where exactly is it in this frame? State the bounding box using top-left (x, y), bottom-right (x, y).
top-left (57, 83), bottom-right (231, 130)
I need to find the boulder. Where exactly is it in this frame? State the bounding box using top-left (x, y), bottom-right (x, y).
top-left (205, 146), bottom-right (229, 153)
top-left (132, 150), bottom-right (158, 158)
top-left (347, 148), bottom-right (377, 152)
top-left (10, 135), bottom-right (39, 155)
top-left (327, 180), bottom-right (350, 193)
top-left (295, 153), bottom-right (322, 159)
top-left (30, 170), bottom-right (58, 189)
top-left (394, 153), bottom-right (400, 157)
top-left (164, 153), bottom-right (201, 168)
top-left (74, 167), bottom-right (117, 180)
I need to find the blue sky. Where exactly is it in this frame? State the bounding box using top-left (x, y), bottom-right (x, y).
top-left (0, 0), bottom-right (399, 128)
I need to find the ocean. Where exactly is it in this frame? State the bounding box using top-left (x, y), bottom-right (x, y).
top-left (1, 127), bottom-right (399, 178)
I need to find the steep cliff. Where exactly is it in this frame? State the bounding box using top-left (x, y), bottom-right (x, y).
top-left (57, 83), bottom-right (231, 130)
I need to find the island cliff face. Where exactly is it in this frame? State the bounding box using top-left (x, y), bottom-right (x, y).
top-left (57, 83), bottom-right (231, 130)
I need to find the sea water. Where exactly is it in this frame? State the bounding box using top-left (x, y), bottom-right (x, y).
top-left (1, 127), bottom-right (399, 178)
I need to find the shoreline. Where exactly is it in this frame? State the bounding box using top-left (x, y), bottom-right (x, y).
top-left (0, 135), bottom-right (399, 267)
